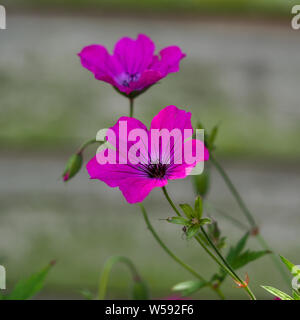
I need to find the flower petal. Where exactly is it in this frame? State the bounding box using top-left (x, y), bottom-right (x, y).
top-left (151, 105), bottom-right (193, 137)
top-left (113, 34), bottom-right (155, 75)
top-left (119, 177), bottom-right (168, 203)
top-left (152, 46), bottom-right (186, 76)
top-left (78, 45), bottom-right (115, 85)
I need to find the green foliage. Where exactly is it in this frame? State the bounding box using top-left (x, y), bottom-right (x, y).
top-left (293, 290), bottom-right (300, 300)
top-left (211, 233), bottom-right (269, 284)
top-left (280, 255), bottom-right (297, 274)
top-left (172, 280), bottom-right (206, 297)
top-left (131, 279), bottom-right (149, 300)
top-left (168, 196), bottom-right (211, 240)
top-left (186, 225), bottom-right (200, 239)
top-left (167, 216), bottom-right (190, 226)
top-left (194, 196), bottom-right (203, 220)
top-left (225, 233), bottom-right (270, 271)
top-left (0, 261), bottom-right (55, 300)
top-left (207, 221), bottom-right (226, 250)
top-left (261, 286), bottom-right (293, 300)
top-left (179, 204), bottom-right (194, 219)
top-left (262, 255), bottom-right (300, 300)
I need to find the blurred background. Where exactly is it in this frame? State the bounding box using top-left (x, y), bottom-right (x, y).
top-left (0, 0), bottom-right (299, 299)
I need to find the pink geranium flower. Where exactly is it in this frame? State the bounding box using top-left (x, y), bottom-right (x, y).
top-left (86, 105), bottom-right (208, 203)
top-left (78, 34), bottom-right (186, 97)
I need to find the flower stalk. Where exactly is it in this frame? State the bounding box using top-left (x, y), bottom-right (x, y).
top-left (209, 153), bottom-right (290, 286)
top-left (98, 255), bottom-right (143, 300)
top-left (139, 203), bottom-right (225, 299)
top-left (129, 98), bottom-right (134, 118)
top-left (162, 186), bottom-right (256, 300)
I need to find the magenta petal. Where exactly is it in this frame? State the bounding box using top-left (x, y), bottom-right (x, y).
top-left (152, 46), bottom-right (186, 76)
top-left (86, 156), bottom-right (168, 204)
top-left (113, 34), bottom-right (155, 75)
top-left (78, 45), bottom-right (115, 85)
top-left (109, 116), bottom-right (149, 152)
top-left (167, 139), bottom-right (209, 180)
top-left (119, 177), bottom-right (168, 203)
top-left (150, 105), bottom-right (193, 137)
top-left (129, 70), bottom-right (163, 92)
top-left (86, 156), bottom-right (138, 187)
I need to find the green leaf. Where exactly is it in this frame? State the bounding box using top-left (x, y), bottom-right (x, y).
top-left (7, 261), bottom-right (55, 300)
top-left (179, 204), bottom-right (195, 219)
top-left (172, 280), bottom-right (206, 296)
top-left (186, 225), bottom-right (200, 239)
top-left (226, 232), bottom-right (249, 265)
top-left (261, 286), bottom-right (293, 300)
top-left (194, 196), bottom-right (203, 220)
top-left (280, 255), bottom-right (295, 274)
top-left (231, 250), bottom-right (270, 270)
top-left (293, 290), bottom-right (300, 300)
top-left (167, 217), bottom-right (190, 226)
top-left (199, 218), bottom-right (212, 226)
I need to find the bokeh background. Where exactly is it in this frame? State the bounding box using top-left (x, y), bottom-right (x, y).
top-left (1, 0), bottom-right (300, 299)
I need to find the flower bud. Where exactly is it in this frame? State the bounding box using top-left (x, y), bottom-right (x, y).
top-left (62, 153), bottom-right (83, 182)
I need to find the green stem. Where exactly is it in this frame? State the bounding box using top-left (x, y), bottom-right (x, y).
top-left (77, 138), bottom-right (99, 154)
top-left (210, 153), bottom-right (290, 286)
top-left (98, 255), bottom-right (140, 300)
top-left (129, 98), bottom-right (134, 117)
top-left (162, 186), bottom-right (256, 300)
top-left (200, 226), bottom-right (256, 300)
top-left (139, 203), bottom-right (225, 300)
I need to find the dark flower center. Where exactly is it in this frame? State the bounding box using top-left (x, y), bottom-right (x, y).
top-left (122, 72), bottom-right (140, 87)
top-left (146, 163), bottom-right (168, 179)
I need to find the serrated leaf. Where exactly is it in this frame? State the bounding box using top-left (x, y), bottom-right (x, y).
top-left (7, 261), bottom-right (55, 300)
top-left (261, 286), bottom-right (293, 300)
top-left (179, 204), bottom-right (195, 219)
top-left (280, 255), bottom-right (295, 274)
top-left (172, 280), bottom-right (206, 296)
top-left (194, 196), bottom-right (203, 219)
top-left (199, 218), bottom-right (211, 226)
top-left (226, 232), bottom-right (249, 265)
top-left (293, 290), bottom-right (300, 300)
top-left (186, 225), bottom-right (200, 239)
top-left (167, 217), bottom-right (190, 226)
top-left (231, 250), bottom-right (270, 270)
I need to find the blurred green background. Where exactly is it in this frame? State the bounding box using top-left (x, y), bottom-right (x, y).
top-left (0, 1), bottom-right (299, 299)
